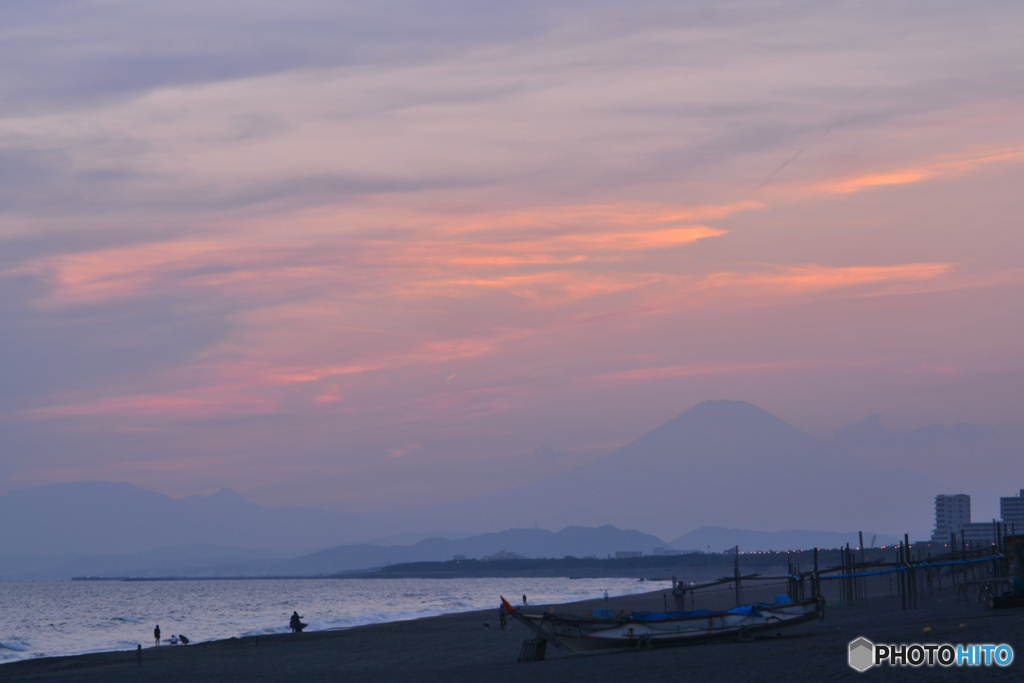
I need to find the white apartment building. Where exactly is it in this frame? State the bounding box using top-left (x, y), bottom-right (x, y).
top-left (1000, 489), bottom-right (1024, 534)
top-left (931, 494), bottom-right (971, 542)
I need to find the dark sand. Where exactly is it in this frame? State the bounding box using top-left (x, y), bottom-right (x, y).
top-left (5, 581), bottom-right (1023, 682)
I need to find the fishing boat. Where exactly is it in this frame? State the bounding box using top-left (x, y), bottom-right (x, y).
top-left (501, 594), bottom-right (824, 654)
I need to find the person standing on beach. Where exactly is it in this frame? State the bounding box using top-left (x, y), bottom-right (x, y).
top-left (154, 625), bottom-right (161, 646)
top-left (290, 611), bottom-right (307, 633)
top-left (522, 595), bottom-right (527, 606)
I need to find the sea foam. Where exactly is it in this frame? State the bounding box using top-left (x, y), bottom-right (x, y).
top-left (0, 642), bottom-right (29, 652)
top-left (113, 617), bottom-right (144, 624)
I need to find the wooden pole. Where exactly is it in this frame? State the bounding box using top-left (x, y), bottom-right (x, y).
top-left (905, 533), bottom-right (915, 609)
top-left (859, 531), bottom-right (867, 605)
top-left (847, 540), bottom-right (856, 606)
top-left (733, 546), bottom-right (742, 606)
top-left (961, 529), bottom-right (967, 584)
top-left (813, 547), bottom-right (819, 599)
top-left (899, 538), bottom-right (907, 610)
top-left (787, 553), bottom-right (795, 601)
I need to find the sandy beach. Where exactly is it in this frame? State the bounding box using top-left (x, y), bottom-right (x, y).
top-left (4, 581), bottom-right (1023, 682)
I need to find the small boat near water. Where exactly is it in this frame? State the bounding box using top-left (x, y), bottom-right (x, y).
top-left (501, 594), bottom-right (824, 654)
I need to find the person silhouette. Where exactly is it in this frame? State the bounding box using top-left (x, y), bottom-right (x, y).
top-left (154, 625), bottom-right (161, 646)
top-left (289, 611), bottom-right (307, 633)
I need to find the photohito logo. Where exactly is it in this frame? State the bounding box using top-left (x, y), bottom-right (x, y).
top-left (848, 637), bottom-right (1014, 671)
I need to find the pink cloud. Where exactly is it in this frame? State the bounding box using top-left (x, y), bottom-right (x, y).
top-left (819, 146), bottom-right (1024, 195)
top-left (697, 263), bottom-right (956, 294)
top-left (24, 391), bottom-right (280, 419)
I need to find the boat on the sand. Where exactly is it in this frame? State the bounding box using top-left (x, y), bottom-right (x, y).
top-left (501, 594), bottom-right (824, 654)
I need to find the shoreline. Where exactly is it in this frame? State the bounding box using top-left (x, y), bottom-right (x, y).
top-left (1, 577), bottom-right (665, 667)
top-left (5, 582), bottom-right (1024, 681)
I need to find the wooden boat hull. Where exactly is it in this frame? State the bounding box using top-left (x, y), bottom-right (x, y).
top-left (513, 597), bottom-right (824, 653)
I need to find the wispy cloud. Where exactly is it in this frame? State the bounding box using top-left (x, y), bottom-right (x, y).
top-left (697, 263), bottom-right (956, 294)
top-left (3, 0), bottom-right (1024, 509)
top-left (820, 146), bottom-right (1024, 195)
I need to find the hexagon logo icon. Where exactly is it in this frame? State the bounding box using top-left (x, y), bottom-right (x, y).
top-left (848, 637), bottom-right (875, 672)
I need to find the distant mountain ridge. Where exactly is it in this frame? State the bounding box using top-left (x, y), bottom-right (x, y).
top-left (672, 527), bottom-right (901, 553)
top-left (2, 400), bottom-right (926, 571)
top-left (0, 524), bottom-right (671, 579)
top-left (0, 481), bottom-right (371, 556)
top-left (0, 521), bottom-right (908, 580)
top-left (225, 525), bottom-right (670, 576)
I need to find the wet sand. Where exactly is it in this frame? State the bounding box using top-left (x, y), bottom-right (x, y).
top-left (5, 581), bottom-right (1023, 681)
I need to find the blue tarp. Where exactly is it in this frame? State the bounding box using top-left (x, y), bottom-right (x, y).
top-left (822, 555), bottom-right (1001, 580)
top-left (726, 605), bottom-right (762, 617)
top-left (630, 605), bottom-right (767, 621)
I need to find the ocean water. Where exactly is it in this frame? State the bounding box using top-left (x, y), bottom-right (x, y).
top-left (0, 577), bottom-right (664, 664)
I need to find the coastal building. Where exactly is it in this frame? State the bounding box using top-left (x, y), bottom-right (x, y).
top-left (1000, 490), bottom-right (1024, 534)
top-left (614, 551), bottom-right (643, 559)
top-left (931, 494), bottom-right (971, 542)
top-left (927, 489), bottom-right (1023, 545)
top-left (960, 522), bottom-right (997, 546)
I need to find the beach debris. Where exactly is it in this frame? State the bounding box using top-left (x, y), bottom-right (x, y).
top-left (923, 627), bottom-right (932, 633)
top-left (517, 637), bottom-right (547, 663)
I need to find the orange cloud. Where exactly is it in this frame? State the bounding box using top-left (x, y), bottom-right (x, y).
top-left (18, 240), bottom-right (347, 306)
top-left (397, 270), bottom-right (664, 305)
top-left (21, 241), bottom-right (220, 305)
top-left (438, 201), bottom-right (762, 235)
top-left (822, 146), bottom-right (1024, 195)
top-left (594, 360), bottom-right (818, 382)
top-left (25, 391), bottom-right (280, 419)
top-left (555, 225), bottom-right (725, 251)
top-left (698, 263), bottom-right (955, 294)
top-left (16, 201), bottom-right (735, 308)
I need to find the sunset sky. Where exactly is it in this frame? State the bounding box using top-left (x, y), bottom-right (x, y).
top-left (2, 1), bottom-right (1023, 523)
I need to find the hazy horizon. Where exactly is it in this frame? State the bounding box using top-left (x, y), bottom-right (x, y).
top-left (2, 2), bottom-right (1022, 534)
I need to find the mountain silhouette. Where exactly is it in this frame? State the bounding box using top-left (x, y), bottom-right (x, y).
top-left (0, 481), bottom-right (369, 556)
top-left (412, 400), bottom-right (919, 538)
top-left (1, 400), bottom-right (934, 564)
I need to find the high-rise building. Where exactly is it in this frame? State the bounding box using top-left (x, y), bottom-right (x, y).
top-left (931, 494), bottom-right (971, 542)
top-left (1000, 489), bottom-right (1024, 534)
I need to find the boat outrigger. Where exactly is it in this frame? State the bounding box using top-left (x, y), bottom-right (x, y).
top-left (500, 594), bottom-right (824, 654)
